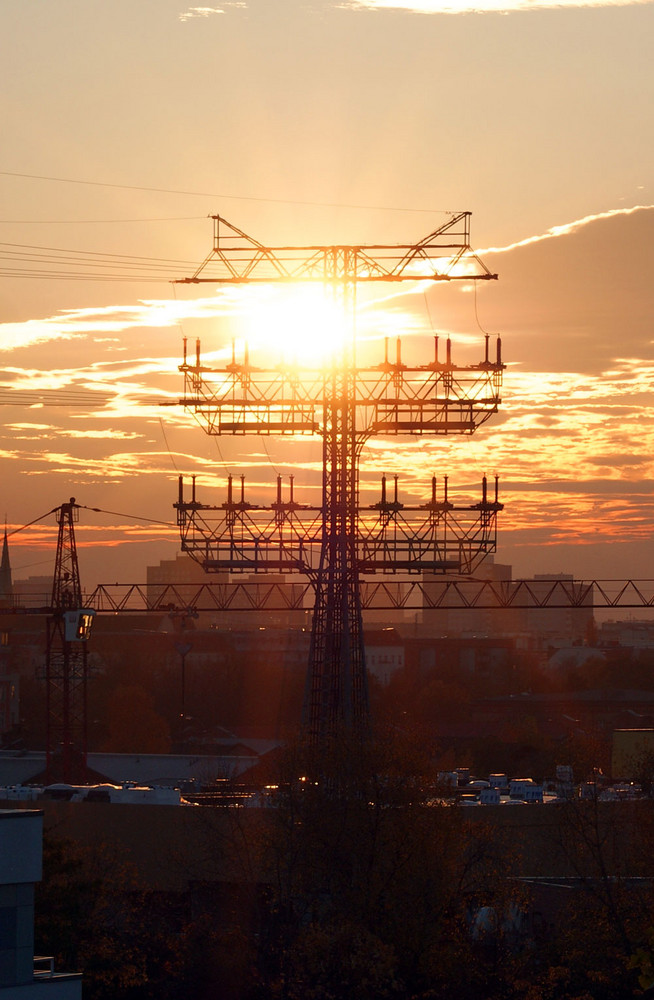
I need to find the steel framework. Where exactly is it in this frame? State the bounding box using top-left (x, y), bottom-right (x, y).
top-left (172, 214), bottom-right (504, 743)
top-left (11, 577), bottom-right (654, 615)
top-left (44, 498), bottom-right (94, 783)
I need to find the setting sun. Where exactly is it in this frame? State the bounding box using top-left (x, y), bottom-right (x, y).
top-left (237, 284), bottom-right (352, 366)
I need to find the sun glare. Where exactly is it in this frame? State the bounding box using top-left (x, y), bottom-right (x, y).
top-left (238, 285), bottom-right (351, 366)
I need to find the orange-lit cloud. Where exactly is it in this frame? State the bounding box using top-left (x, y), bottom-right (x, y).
top-left (178, 3), bottom-right (245, 20)
top-left (2, 205), bottom-right (652, 582)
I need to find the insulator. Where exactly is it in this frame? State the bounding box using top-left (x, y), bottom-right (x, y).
top-left (431, 476), bottom-right (437, 503)
top-left (434, 337), bottom-right (439, 366)
top-left (290, 475), bottom-right (295, 503)
top-left (231, 339), bottom-right (236, 366)
top-left (381, 475), bottom-right (387, 504)
top-left (396, 337), bottom-right (402, 365)
top-left (195, 339), bottom-right (201, 368)
top-left (484, 335), bottom-right (489, 365)
top-left (240, 475), bottom-right (245, 503)
top-left (384, 337), bottom-right (389, 365)
top-left (191, 475), bottom-right (196, 503)
top-left (444, 475), bottom-right (449, 503)
top-left (394, 475), bottom-right (399, 503)
top-left (183, 337), bottom-right (188, 365)
top-left (482, 475), bottom-right (487, 504)
top-left (494, 475), bottom-right (499, 502)
top-left (446, 338), bottom-right (452, 366)
top-left (276, 475), bottom-right (282, 503)
top-left (496, 336), bottom-right (502, 366)
top-left (227, 475), bottom-right (233, 504)
top-left (178, 475), bottom-right (184, 505)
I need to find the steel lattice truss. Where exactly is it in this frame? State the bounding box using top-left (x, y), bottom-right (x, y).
top-left (81, 578), bottom-right (654, 614)
top-left (44, 500), bottom-right (89, 784)
top-left (172, 213), bottom-right (503, 743)
top-left (177, 212), bottom-right (497, 286)
top-left (177, 337), bottom-right (503, 438)
top-left (176, 472), bottom-right (502, 577)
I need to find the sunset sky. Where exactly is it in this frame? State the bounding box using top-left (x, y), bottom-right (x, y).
top-left (1, 0), bottom-right (653, 590)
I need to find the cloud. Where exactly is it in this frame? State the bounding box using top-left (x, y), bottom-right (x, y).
top-left (178, 3), bottom-right (246, 20)
top-left (480, 204), bottom-right (654, 255)
top-left (0, 322), bottom-right (82, 352)
top-left (1, 204), bottom-right (651, 583)
top-left (179, 7), bottom-right (224, 20)
top-left (342, 0), bottom-right (652, 12)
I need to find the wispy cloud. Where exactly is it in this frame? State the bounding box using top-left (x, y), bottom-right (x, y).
top-left (480, 204), bottom-right (654, 255)
top-left (343, 0), bottom-right (652, 12)
top-left (0, 296), bottom-right (242, 353)
top-left (178, 3), bottom-right (246, 21)
top-left (179, 7), bottom-right (224, 21)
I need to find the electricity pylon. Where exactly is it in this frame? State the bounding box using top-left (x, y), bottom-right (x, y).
top-left (44, 498), bottom-right (95, 782)
top-left (171, 213), bottom-right (504, 744)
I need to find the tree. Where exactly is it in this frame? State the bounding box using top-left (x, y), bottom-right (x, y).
top-left (524, 795), bottom-right (654, 999)
top-left (35, 835), bottom-right (153, 1000)
top-left (257, 728), bottom-right (526, 999)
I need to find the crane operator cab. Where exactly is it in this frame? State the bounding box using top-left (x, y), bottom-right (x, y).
top-left (63, 609), bottom-right (96, 642)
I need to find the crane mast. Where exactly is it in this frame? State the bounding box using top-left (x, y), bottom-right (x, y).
top-left (44, 498), bottom-right (95, 783)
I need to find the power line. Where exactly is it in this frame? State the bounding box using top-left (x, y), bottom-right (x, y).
top-left (0, 240), bottom-right (197, 265)
top-left (0, 216), bottom-right (205, 225)
top-left (0, 271), bottom-right (175, 282)
top-left (7, 504), bottom-right (176, 540)
top-left (79, 504), bottom-right (176, 528)
top-left (0, 169), bottom-right (455, 215)
top-left (7, 510), bottom-right (58, 537)
top-left (0, 239), bottom-right (201, 282)
top-left (0, 389), bottom-right (111, 406)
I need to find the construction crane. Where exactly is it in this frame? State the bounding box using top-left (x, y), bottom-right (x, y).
top-left (170, 213), bottom-right (505, 745)
top-left (43, 498), bottom-right (95, 783)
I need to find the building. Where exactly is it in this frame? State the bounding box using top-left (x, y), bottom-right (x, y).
top-left (146, 555), bottom-right (307, 628)
top-left (365, 638), bottom-right (405, 685)
top-left (10, 578), bottom-right (52, 610)
top-left (0, 673), bottom-right (18, 742)
top-left (599, 620), bottom-right (654, 650)
top-left (0, 808), bottom-right (82, 997)
top-left (422, 558), bottom-right (520, 637)
top-left (146, 553), bottom-right (228, 612)
top-left (422, 561), bottom-right (594, 648)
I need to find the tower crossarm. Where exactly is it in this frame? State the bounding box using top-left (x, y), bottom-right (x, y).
top-left (170, 333), bottom-right (504, 439)
top-left (175, 475), bottom-right (502, 577)
top-left (358, 475), bottom-right (502, 575)
top-left (175, 475), bottom-right (324, 574)
top-left (176, 212), bottom-right (498, 285)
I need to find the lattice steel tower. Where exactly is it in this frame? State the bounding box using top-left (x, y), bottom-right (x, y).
top-left (45, 498), bottom-right (95, 782)
top-left (171, 213), bottom-right (504, 744)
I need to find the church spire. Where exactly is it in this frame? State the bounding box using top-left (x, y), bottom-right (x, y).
top-left (0, 523), bottom-right (12, 604)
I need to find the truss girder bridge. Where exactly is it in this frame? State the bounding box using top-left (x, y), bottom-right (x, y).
top-left (81, 578), bottom-right (654, 614)
top-left (171, 213), bottom-right (504, 743)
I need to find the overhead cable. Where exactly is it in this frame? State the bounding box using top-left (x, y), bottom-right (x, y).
top-left (0, 169), bottom-right (455, 215)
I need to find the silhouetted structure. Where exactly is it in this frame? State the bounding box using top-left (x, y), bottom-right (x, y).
top-left (172, 214), bottom-right (504, 745)
top-left (44, 499), bottom-right (95, 783)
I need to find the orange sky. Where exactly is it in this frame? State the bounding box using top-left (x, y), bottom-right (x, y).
top-left (1, 1), bottom-right (653, 588)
